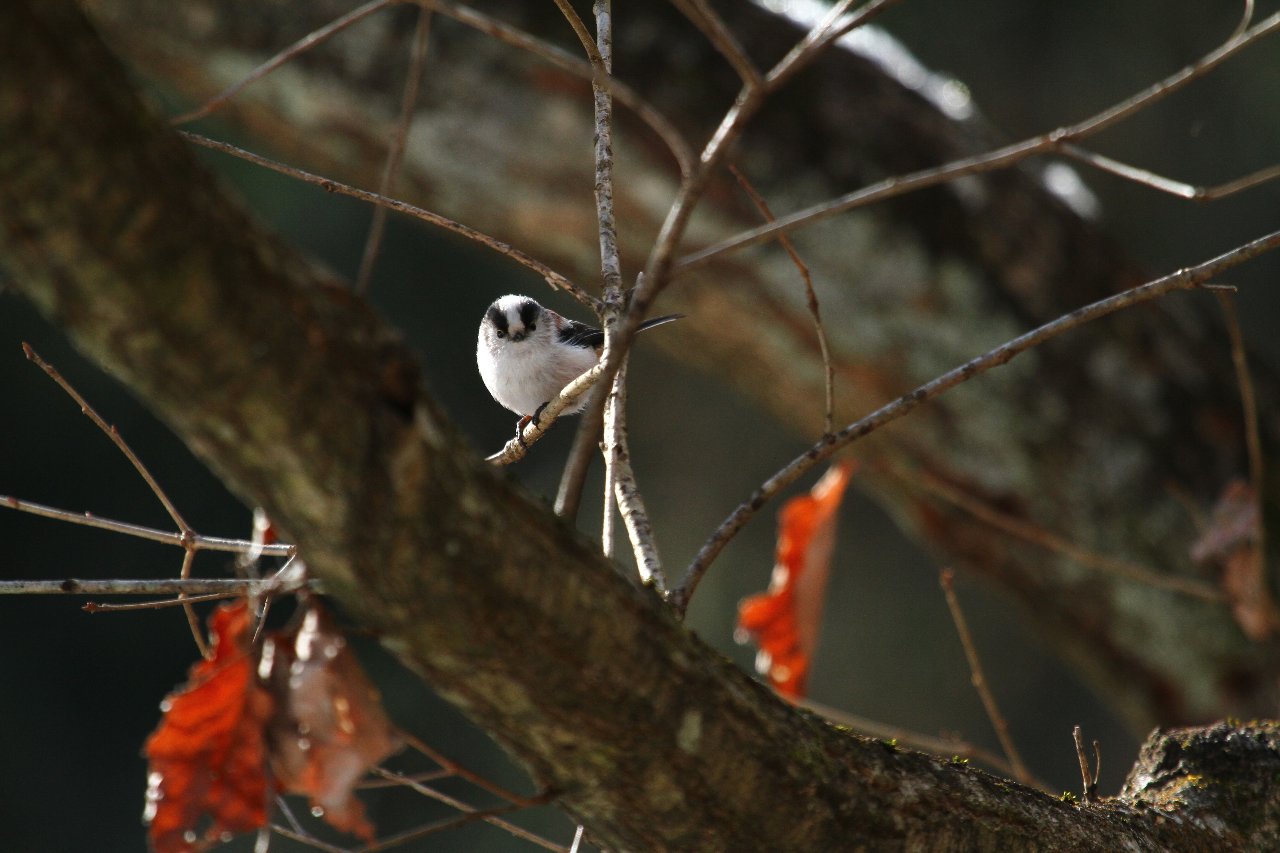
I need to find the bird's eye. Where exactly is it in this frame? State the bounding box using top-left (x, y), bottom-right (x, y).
top-left (496, 330), bottom-right (507, 339)
top-left (528, 323), bottom-right (536, 331)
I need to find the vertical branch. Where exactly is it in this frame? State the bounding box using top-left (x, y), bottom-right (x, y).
top-left (729, 164), bottom-right (836, 436)
top-left (602, 360), bottom-right (666, 591)
top-left (1216, 290), bottom-right (1268, 581)
top-left (355, 5), bottom-right (434, 294)
top-left (940, 569), bottom-right (1032, 786)
top-left (554, 384), bottom-right (607, 520)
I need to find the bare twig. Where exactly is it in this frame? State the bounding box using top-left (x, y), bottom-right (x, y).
top-left (170, 0), bottom-right (395, 125)
top-left (23, 344), bottom-right (190, 532)
top-left (675, 11), bottom-right (1280, 272)
top-left (0, 495), bottom-right (293, 555)
top-left (269, 823), bottom-right (350, 853)
top-left (398, 730), bottom-right (540, 806)
top-left (602, 361), bottom-right (666, 590)
top-left (1216, 290), bottom-right (1268, 593)
top-left (370, 766), bottom-right (563, 851)
top-left (800, 697), bottom-right (1050, 791)
top-left (1232, 0), bottom-right (1257, 42)
top-left (669, 0), bottom-right (762, 88)
top-left (551, 0), bottom-right (604, 67)
top-left (174, 546), bottom-right (209, 656)
top-left (940, 569), bottom-right (1033, 786)
top-left (554, 384), bottom-right (607, 520)
top-left (1061, 144), bottom-right (1280, 202)
top-left (355, 5), bottom-right (434, 295)
top-left (729, 164), bottom-right (836, 436)
top-left (424, 0), bottom-right (692, 177)
top-left (1073, 725), bottom-right (1101, 803)
top-left (0, 579), bottom-right (289, 595)
top-left (887, 463), bottom-right (1224, 601)
top-left (181, 132), bottom-right (599, 310)
top-left (357, 802), bottom-right (533, 853)
top-left (672, 228), bottom-right (1280, 611)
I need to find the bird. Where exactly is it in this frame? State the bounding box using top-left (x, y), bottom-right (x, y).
top-left (477, 294), bottom-right (682, 431)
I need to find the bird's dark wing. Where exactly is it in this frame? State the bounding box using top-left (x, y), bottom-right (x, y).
top-left (558, 319), bottom-right (604, 349)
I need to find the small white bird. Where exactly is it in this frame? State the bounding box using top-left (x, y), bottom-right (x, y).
top-left (477, 294), bottom-right (681, 428)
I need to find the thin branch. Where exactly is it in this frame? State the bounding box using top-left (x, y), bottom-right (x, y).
top-left (602, 430), bottom-right (618, 559)
top-left (887, 462), bottom-right (1224, 601)
top-left (370, 767), bottom-right (564, 852)
top-left (1233, 0), bottom-right (1257, 41)
top-left (1062, 144), bottom-right (1280, 201)
top-left (398, 729), bottom-right (540, 806)
top-left (675, 11), bottom-right (1280, 272)
top-left (0, 579), bottom-right (289, 595)
top-left (357, 802), bottom-right (531, 853)
top-left (424, 0), bottom-right (692, 177)
top-left (554, 384), bottom-right (607, 520)
top-left (355, 5), bottom-right (434, 295)
top-left (551, 0), bottom-right (604, 67)
top-left (940, 569), bottom-right (1033, 787)
top-left (268, 824), bottom-right (355, 853)
top-left (729, 164), bottom-right (836, 436)
top-left (1073, 725), bottom-right (1100, 803)
top-left (83, 590), bottom-right (246, 612)
top-left (672, 228), bottom-right (1280, 611)
top-left (669, 0), bottom-right (763, 88)
top-left (799, 697), bottom-right (1049, 791)
top-left (170, 0), bottom-right (396, 125)
top-left (766, 0), bottom-right (905, 92)
top-left (176, 545), bottom-right (211, 657)
top-left (0, 495), bottom-right (294, 556)
top-left (602, 360), bottom-right (666, 590)
top-left (23, 343), bottom-right (191, 533)
top-left (181, 131), bottom-right (599, 310)
top-left (1216, 290), bottom-right (1268, 594)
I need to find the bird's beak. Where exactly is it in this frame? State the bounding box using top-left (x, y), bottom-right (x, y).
top-left (510, 331), bottom-right (526, 342)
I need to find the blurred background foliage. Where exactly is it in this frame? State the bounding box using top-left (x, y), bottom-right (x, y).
top-left (1, 0), bottom-right (1277, 849)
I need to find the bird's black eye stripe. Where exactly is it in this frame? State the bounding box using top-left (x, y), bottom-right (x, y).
top-left (487, 305), bottom-right (509, 337)
top-left (518, 299), bottom-right (541, 330)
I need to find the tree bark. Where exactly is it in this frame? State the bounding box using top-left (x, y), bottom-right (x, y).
top-left (76, 0), bottom-right (1280, 731)
top-left (3, 1), bottom-right (1280, 850)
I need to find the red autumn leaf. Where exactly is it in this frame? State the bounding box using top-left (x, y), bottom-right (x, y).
top-left (263, 601), bottom-right (402, 841)
top-left (143, 601), bottom-right (275, 853)
top-left (1191, 479), bottom-right (1278, 641)
top-left (736, 461), bottom-right (856, 698)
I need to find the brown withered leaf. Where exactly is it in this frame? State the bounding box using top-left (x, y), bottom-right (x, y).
top-left (1191, 479), bottom-right (1278, 641)
top-left (263, 600), bottom-right (402, 841)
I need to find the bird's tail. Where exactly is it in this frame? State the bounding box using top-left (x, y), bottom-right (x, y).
top-left (638, 313), bottom-right (684, 332)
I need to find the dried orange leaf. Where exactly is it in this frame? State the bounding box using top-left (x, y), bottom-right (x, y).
top-left (737, 461), bottom-right (856, 698)
top-left (1192, 480), bottom-right (1277, 640)
top-left (264, 601), bottom-right (401, 841)
top-left (143, 602), bottom-right (274, 853)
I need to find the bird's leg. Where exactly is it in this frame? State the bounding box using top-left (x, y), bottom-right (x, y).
top-left (514, 403), bottom-right (550, 449)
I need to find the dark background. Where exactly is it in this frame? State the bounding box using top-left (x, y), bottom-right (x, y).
top-left (2, 1), bottom-right (1278, 850)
